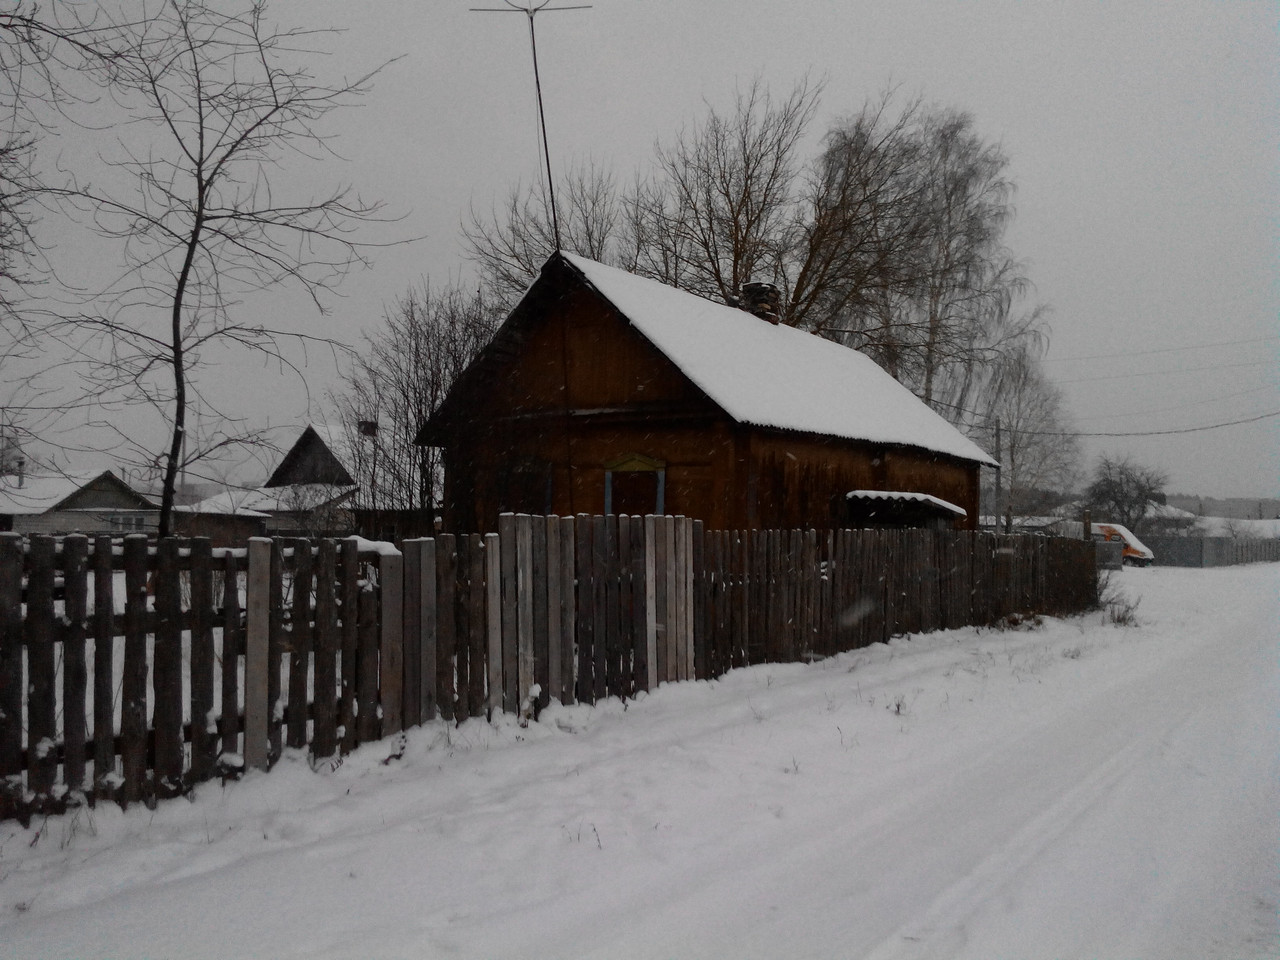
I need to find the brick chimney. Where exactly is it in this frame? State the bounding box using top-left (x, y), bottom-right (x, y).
top-left (739, 282), bottom-right (781, 324)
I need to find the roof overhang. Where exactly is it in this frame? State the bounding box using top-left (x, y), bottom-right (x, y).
top-left (845, 489), bottom-right (967, 518)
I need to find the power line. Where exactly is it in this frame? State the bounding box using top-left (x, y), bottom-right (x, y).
top-left (1043, 334), bottom-right (1280, 364)
top-left (1052, 359), bottom-right (1275, 385)
top-left (930, 396), bottom-right (1280, 439)
top-left (1027, 409), bottom-right (1280, 438)
top-left (1074, 385), bottom-right (1276, 422)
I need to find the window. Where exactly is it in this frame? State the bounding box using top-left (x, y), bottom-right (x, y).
top-left (604, 454), bottom-right (665, 516)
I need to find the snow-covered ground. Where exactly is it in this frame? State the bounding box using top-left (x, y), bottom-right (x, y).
top-left (1, 565), bottom-right (1277, 960)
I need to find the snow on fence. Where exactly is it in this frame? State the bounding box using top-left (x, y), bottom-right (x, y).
top-left (0, 519), bottom-right (1097, 823)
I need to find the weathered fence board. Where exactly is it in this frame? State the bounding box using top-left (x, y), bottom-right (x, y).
top-left (244, 538), bottom-right (272, 773)
top-left (189, 539), bottom-right (216, 781)
top-left (121, 536), bottom-right (149, 802)
top-left (220, 549), bottom-right (242, 763)
top-left (61, 536), bottom-right (88, 793)
top-left (0, 535), bottom-right (22, 817)
top-left (153, 538), bottom-right (184, 796)
top-left (313, 539), bottom-right (339, 758)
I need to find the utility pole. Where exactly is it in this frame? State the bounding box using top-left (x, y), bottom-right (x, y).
top-left (471, 1), bottom-right (592, 252)
top-left (993, 419), bottom-right (1002, 530)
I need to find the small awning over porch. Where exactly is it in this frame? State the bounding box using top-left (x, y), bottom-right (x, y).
top-left (844, 490), bottom-right (967, 529)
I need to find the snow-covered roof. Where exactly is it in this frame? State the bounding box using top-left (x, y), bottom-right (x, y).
top-left (561, 254), bottom-right (996, 466)
top-left (0, 470), bottom-right (153, 515)
top-left (846, 489), bottom-right (966, 517)
top-left (1146, 501), bottom-right (1197, 520)
top-left (181, 484), bottom-right (356, 516)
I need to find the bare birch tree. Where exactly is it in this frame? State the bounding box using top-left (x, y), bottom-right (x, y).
top-left (38, 0), bottom-right (396, 535)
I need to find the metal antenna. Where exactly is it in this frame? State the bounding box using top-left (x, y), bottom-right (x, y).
top-left (471, 1), bottom-right (591, 252)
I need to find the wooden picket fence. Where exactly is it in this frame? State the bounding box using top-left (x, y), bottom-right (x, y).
top-left (0, 519), bottom-right (1096, 823)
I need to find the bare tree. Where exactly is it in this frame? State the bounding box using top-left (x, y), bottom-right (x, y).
top-left (642, 77), bottom-right (820, 305)
top-left (463, 160), bottom-right (620, 305)
top-left (331, 282), bottom-right (497, 517)
top-left (37, 0), bottom-right (396, 535)
top-left (980, 341), bottom-right (1081, 514)
top-left (464, 81), bottom-right (1050, 453)
top-left (463, 79), bottom-right (820, 310)
top-left (1085, 455), bottom-right (1169, 534)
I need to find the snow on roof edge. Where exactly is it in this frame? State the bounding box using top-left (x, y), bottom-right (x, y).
top-left (846, 489), bottom-right (967, 516)
top-left (559, 253), bottom-right (997, 467)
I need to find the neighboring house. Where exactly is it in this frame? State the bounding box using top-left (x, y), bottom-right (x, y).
top-left (263, 424), bottom-right (357, 488)
top-left (180, 426), bottom-right (358, 541)
top-left (173, 492), bottom-right (270, 546)
top-left (417, 252), bottom-right (996, 534)
top-left (0, 469), bottom-right (158, 535)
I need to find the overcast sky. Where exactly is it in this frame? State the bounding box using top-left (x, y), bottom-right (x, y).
top-left (35, 0), bottom-right (1280, 499)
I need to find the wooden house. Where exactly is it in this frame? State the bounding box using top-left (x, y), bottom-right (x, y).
top-left (417, 253), bottom-right (996, 534)
top-left (0, 469), bottom-right (158, 535)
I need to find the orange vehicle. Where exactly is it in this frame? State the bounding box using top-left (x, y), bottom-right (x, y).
top-left (1092, 522), bottom-right (1155, 567)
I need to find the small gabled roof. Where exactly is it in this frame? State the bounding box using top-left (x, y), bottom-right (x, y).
top-left (0, 469), bottom-right (156, 516)
top-left (563, 254), bottom-right (995, 466)
top-left (265, 425), bottom-right (356, 488)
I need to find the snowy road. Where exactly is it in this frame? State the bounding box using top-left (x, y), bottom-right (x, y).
top-left (1, 565), bottom-right (1276, 959)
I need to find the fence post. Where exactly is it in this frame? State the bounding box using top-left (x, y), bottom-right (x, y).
top-left (61, 535), bottom-right (89, 794)
top-left (92, 536), bottom-right (116, 795)
top-left (188, 538), bottom-right (216, 782)
top-left (380, 548), bottom-right (404, 736)
top-left (402, 539), bottom-right (423, 729)
top-left (575, 515), bottom-right (595, 703)
top-left (0, 534), bottom-right (23, 814)
top-left (485, 532), bottom-right (502, 715)
top-left (219, 548), bottom-right (242, 763)
top-left (244, 538), bottom-right (272, 772)
top-left (120, 535), bottom-right (150, 802)
top-left (532, 519), bottom-right (550, 710)
top-left (312, 539), bottom-right (339, 758)
top-left (517, 515), bottom-right (535, 711)
top-left (558, 517), bottom-right (576, 705)
top-left (153, 538), bottom-right (184, 796)
top-left (339, 538), bottom-right (361, 752)
top-left (643, 516), bottom-right (658, 691)
top-left (266, 539), bottom-right (284, 763)
top-left (544, 517), bottom-right (562, 705)
top-left (417, 538), bottom-right (438, 723)
top-left (499, 514), bottom-right (518, 712)
top-left (24, 536), bottom-right (56, 799)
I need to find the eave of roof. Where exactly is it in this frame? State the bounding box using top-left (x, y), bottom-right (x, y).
top-left (846, 489), bottom-right (967, 517)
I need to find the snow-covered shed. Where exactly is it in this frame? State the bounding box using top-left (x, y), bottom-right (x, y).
top-left (417, 252), bottom-right (996, 533)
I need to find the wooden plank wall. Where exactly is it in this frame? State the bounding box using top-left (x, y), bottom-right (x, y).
top-left (0, 520), bottom-right (1095, 823)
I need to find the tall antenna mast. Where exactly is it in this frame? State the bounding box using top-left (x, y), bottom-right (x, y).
top-left (471, 0), bottom-right (590, 251)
